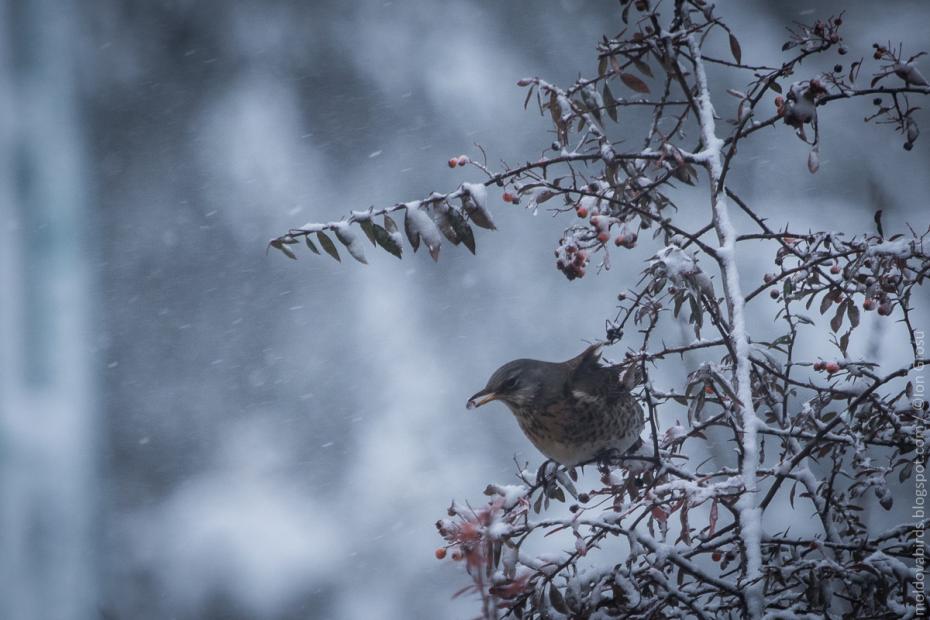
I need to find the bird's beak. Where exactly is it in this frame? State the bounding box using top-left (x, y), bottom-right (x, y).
top-left (466, 389), bottom-right (498, 410)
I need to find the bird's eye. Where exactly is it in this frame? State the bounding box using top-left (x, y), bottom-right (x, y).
top-left (502, 377), bottom-right (519, 391)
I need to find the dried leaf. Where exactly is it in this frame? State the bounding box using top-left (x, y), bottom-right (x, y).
top-left (304, 236), bottom-right (320, 254)
top-left (270, 239), bottom-right (297, 260)
top-left (807, 146), bottom-right (820, 174)
top-left (728, 33), bottom-right (742, 64)
top-left (317, 231), bottom-right (340, 262)
top-left (620, 71), bottom-right (650, 94)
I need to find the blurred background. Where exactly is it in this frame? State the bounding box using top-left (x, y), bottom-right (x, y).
top-left (1, 1), bottom-right (928, 618)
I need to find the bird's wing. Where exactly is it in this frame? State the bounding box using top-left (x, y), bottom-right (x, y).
top-left (566, 342), bottom-right (630, 405)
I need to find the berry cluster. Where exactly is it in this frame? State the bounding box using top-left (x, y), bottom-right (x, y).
top-left (555, 242), bottom-right (588, 280)
top-left (447, 154), bottom-right (471, 168)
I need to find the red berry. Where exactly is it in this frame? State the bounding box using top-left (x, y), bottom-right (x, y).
top-left (862, 298), bottom-right (876, 311)
top-left (813, 361), bottom-right (825, 372)
top-left (614, 235), bottom-right (625, 246)
top-left (435, 547), bottom-right (447, 560)
top-left (878, 303), bottom-right (893, 316)
top-left (770, 289), bottom-right (779, 299)
top-left (830, 264), bottom-right (840, 275)
top-left (566, 245), bottom-right (576, 254)
top-left (712, 551), bottom-right (722, 562)
top-left (576, 206), bottom-right (588, 218)
top-left (448, 158), bottom-right (457, 168)
top-left (825, 361), bottom-right (840, 374)
top-left (597, 231), bottom-right (610, 244)
top-left (763, 273), bottom-right (774, 284)
top-left (502, 192), bottom-right (515, 203)
top-left (457, 156), bottom-right (469, 166)
top-left (451, 550), bottom-right (463, 561)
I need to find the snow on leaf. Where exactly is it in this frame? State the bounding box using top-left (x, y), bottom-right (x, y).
top-left (461, 182), bottom-right (496, 230)
top-left (269, 239), bottom-right (297, 260)
top-left (371, 221), bottom-right (402, 259)
top-left (404, 202), bottom-right (442, 261)
top-left (334, 224), bottom-right (368, 264)
top-left (807, 145), bottom-right (820, 174)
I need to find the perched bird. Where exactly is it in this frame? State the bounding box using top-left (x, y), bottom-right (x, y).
top-left (467, 343), bottom-right (644, 467)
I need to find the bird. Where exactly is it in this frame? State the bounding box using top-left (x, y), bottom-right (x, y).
top-left (466, 342), bottom-right (645, 467)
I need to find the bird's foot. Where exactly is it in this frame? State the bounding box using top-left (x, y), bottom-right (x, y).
top-left (594, 448), bottom-right (622, 476)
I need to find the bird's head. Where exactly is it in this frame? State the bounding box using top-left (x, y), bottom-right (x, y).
top-left (466, 359), bottom-right (544, 411)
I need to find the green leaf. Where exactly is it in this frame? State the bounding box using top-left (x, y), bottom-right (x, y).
top-left (830, 301), bottom-right (845, 333)
top-left (317, 231), bottom-right (340, 262)
top-left (304, 236), bottom-right (320, 254)
top-left (847, 301), bottom-right (860, 328)
top-left (448, 207), bottom-right (476, 254)
top-left (372, 222), bottom-right (403, 259)
top-left (633, 58), bottom-right (653, 78)
top-left (359, 218), bottom-right (377, 246)
top-left (383, 213), bottom-right (400, 235)
top-left (548, 585), bottom-right (569, 614)
top-left (603, 83), bottom-right (619, 122)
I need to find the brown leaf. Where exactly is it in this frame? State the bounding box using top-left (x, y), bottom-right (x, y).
top-left (729, 33), bottom-right (742, 64)
top-left (620, 72), bottom-right (650, 94)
